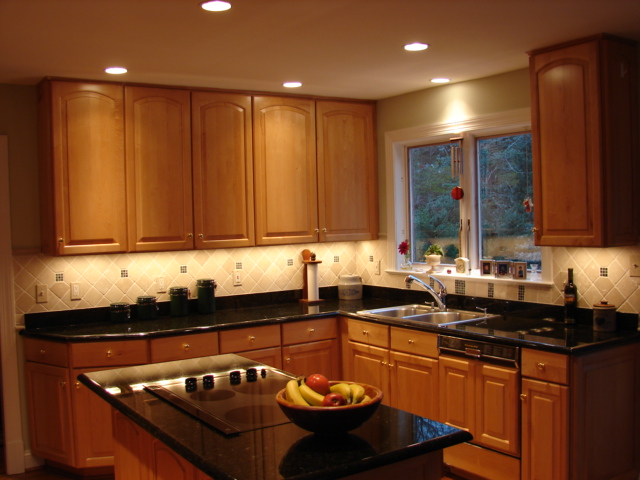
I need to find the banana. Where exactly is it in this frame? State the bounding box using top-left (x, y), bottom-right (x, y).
top-left (349, 383), bottom-right (366, 404)
top-left (285, 379), bottom-right (309, 406)
top-left (329, 383), bottom-right (352, 404)
top-left (362, 394), bottom-right (372, 404)
top-left (299, 383), bottom-right (325, 406)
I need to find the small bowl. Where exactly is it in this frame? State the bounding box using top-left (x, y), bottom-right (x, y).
top-left (276, 381), bottom-right (383, 434)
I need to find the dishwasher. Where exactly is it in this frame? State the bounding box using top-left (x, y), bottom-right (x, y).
top-left (437, 334), bottom-right (521, 479)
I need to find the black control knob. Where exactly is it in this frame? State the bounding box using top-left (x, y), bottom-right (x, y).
top-left (185, 377), bottom-right (197, 392)
top-left (261, 368), bottom-right (267, 378)
top-left (230, 370), bottom-right (241, 385)
top-left (246, 368), bottom-right (258, 382)
top-left (203, 374), bottom-right (214, 389)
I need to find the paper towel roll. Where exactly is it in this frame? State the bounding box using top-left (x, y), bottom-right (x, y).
top-left (307, 263), bottom-right (319, 301)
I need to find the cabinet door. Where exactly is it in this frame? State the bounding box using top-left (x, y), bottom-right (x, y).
top-left (474, 363), bottom-right (520, 456)
top-left (72, 369), bottom-right (115, 468)
top-left (347, 341), bottom-right (390, 404)
top-left (282, 339), bottom-right (340, 379)
top-left (253, 96), bottom-right (318, 245)
top-left (25, 362), bottom-right (75, 465)
top-left (125, 86), bottom-right (193, 251)
top-left (521, 378), bottom-right (569, 480)
top-left (39, 80), bottom-right (127, 255)
top-left (235, 346), bottom-right (283, 370)
top-left (191, 91), bottom-right (255, 249)
top-left (316, 101), bottom-right (378, 242)
top-left (438, 355), bottom-right (474, 434)
top-left (390, 351), bottom-right (439, 420)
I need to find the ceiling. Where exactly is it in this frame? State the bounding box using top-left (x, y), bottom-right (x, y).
top-left (1, 0), bottom-right (639, 100)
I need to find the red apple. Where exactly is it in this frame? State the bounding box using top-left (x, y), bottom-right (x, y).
top-left (305, 373), bottom-right (330, 395)
top-left (322, 392), bottom-right (347, 406)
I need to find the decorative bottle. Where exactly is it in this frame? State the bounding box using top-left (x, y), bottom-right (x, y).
top-left (563, 268), bottom-right (577, 324)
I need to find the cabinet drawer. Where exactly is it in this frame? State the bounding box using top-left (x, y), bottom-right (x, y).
top-left (281, 318), bottom-right (337, 345)
top-left (219, 324), bottom-right (281, 353)
top-left (348, 319), bottom-right (389, 348)
top-left (150, 332), bottom-right (219, 363)
top-left (70, 340), bottom-right (149, 368)
top-left (521, 349), bottom-right (569, 384)
top-left (24, 338), bottom-right (69, 367)
top-left (390, 327), bottom-right (438, 358)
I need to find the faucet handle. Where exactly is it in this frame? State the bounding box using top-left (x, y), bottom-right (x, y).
top-left (424, 301), bottom-right (435, 311)
top-left (476, 306), bottom-right (488, 316)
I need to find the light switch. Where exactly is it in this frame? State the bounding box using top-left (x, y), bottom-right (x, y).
top-left (36, 284), bottom-right (48, 303)
top-left (631, 256), bottom-right (640, 277)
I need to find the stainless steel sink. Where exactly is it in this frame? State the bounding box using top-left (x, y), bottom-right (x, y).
top-left (357, 305), bottom-right (497, 325)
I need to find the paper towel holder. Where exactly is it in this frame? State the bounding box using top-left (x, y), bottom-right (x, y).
top-left (300, 249), bottom-right (324, 305)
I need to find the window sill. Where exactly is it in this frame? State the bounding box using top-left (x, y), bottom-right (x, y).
top-left (385, 268), bottom-right (554, 287)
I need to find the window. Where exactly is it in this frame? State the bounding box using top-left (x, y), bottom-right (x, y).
top-left (400, 118), bottom-right (543, 276)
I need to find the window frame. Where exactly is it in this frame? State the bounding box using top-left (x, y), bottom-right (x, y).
top-left (384, 108), bottom-right (551, 283)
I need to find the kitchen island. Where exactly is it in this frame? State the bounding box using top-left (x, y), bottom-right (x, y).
top-left (78, 354), bottom-right (472, 480)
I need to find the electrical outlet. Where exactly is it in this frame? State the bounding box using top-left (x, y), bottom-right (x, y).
top-left (156, 276), bottom-right (166, 293)
top-left (374, 260), bottom-right (381, 275)
top-left (233, 269), bottom-right (242, 286)
top-left (631, 256), bottom-right (640, 277)
top-left (36, 284), bottom-right (48, 303)
top-left (71, 282), bottom-right (81, 300)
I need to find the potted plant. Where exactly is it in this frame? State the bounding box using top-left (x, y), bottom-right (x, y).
top-left (424, 244), bottom-right (443, 270)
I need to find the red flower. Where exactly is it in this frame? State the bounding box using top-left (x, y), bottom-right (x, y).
top-left (398, 240), bottom-right (410, 256)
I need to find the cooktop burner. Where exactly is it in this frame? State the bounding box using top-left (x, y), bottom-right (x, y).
top-left (144, 365), bottom-right (296, 435)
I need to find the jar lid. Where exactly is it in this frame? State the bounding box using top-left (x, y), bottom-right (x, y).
top-left (169, 286), bottom-right (189, 295)
top-left (110, 302), bottom-right (130, 311)
top-left (593, 300), bottom-right (616, 309)
top-left (196, 279), bottom-right (217, 287)
top-left (137, 295), bottom-right (157, 304)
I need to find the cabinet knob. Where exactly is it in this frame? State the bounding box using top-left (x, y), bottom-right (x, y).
top-left (308, 328), bottom-right (315, 334)
top-left (520, 394), bottom-right (527, 401)
top-left (531, 227), bottom-right (539, 233)
top-left (106, 350), bottom-right (112, 358)
top-left (285, 357), bottom-right (291, 364)
top-left (199, 234), bottom-right (203, 238)
top-left (188, 233), bottom-right (194, 238)
top-left (537, 362), bottom-right (545, 370)
top-left (75, 382), bottom-right (81, 389)
top-left (362, 330), bottom-right (369, 335)
top-left (249, 336), bottom-right (256, 342)
top-left (381, 361), bottom-right (387, 366)
top-left (322, 228), bottom-right (328, 233)
top-left (60, 381), bottom-right (66, 387)
top-left (408, 339), bottom-right (414, 344)
top-left (183, 343), bottom-right (190, 350)
top-left (314, 228), bottom-right (320, 234)
top-left (58, 238), bottom-right (64, 243)
top-left (40, 349), bottom-right (46, 356)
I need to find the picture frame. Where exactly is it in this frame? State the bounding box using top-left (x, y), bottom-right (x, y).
top-left (512, 262), bottom-right (527, 279)
top-left (495, 261), bottom-right (511, 278)
top-left (480, 260), bottom-right (494, 277)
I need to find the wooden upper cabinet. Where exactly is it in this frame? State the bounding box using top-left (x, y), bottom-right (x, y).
top-left (529, 34), bottom-right (639, 247)
top-left (316, 101), bottom-right (378, 242)
top-left (191, 92), bottom-right (255, 249)
top-left (253, 96), bottom-right (318, 245)
top-left (125, 86), bottom-right (194, 251)
top-left (38, 80), bottom-right (127, 255)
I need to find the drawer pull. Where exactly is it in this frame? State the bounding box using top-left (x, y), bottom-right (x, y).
top-left (362, 330), bottom-right (369, 335)
top-left (249, 336), bottom-right (256, 342)
top-left (408, 339), bottom-right (414, 344)
top-left (309, 328), bottom-right (315, 334)
top-left (183, 343), bottom-right (190, 350)
top-left (106, 350), bottom-right (112, 358)
top-left (537, 362), bottom-right (546, 370)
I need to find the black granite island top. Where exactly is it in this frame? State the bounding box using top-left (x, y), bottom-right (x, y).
top-left (78, 354), bottom-right (472, 480)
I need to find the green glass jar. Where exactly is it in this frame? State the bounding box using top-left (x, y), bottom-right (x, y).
top-left (136, 295), bottom-right (158, 320)
top-left (110, 302), bottom-right (130, 323)
top-left (169, 286), bottom-right (189, 317)
top-left (196, 279), bottom-right (216, 314)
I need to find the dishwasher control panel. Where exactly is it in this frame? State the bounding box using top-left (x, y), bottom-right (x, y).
top-left (438, 335), bottom-right (519, 366)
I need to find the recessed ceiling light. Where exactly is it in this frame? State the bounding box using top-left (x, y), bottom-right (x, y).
top-left (105, 67), bottom-right (127, 75)
top-left (283, 82), bottom-right (302, 88)
top-left (201, 1), bottom-right (231, 12)
top-left (404, 42), bottom-right (429, 52)
top-left (431, 78), bottom-right (451, 84)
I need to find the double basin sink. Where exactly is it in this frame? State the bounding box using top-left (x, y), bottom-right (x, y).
top-left (356, 304), bottom-right (498, 326)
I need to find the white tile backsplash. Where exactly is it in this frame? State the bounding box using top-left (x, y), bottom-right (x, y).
top-left (12, 241), bottom-right (640, 325)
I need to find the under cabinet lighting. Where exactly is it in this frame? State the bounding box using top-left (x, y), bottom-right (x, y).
top-left (105, 67), bottom-right (127, 75)
top-left (431, 78), bottom-right (450, 83)
top-left (404, 42), bottom-right (429, 51)
top-left (283, 82), bottom-right (302, 88)
top-left (201, 1), bottom-right (231, 12)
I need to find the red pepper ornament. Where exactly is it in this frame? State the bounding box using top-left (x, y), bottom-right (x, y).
top-left (451, 186), bottom-right (464, 200)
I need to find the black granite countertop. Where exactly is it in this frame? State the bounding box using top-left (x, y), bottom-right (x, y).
top-left (21, 287), bottom-right (639, 354)
top-left (79, 354), bottom-right (472, 480)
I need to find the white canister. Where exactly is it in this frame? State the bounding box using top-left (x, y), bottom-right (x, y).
top-left (338, 275), bottom-right (363, 300)
top-left (593, 301), bottom-right (616, 332)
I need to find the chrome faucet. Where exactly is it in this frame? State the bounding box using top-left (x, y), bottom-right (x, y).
top-left (404, 275), bottom-right (447, 311)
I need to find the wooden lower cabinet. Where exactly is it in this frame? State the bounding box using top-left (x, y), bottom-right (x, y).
top-left (520, 378), bottom-right (568, 480)
top-left (113, 410), bottom-right (212, 480)
top-left (282, 338), bottom-right (339, 378)
top-left (390, 350), bottom-right (439, 421)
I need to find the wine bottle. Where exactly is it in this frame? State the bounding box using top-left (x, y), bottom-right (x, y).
top-left (564, 268), bottom-right (577, 324)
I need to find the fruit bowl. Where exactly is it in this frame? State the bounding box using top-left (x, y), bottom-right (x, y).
top-left (276, 381), bottom-right (383, 434)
